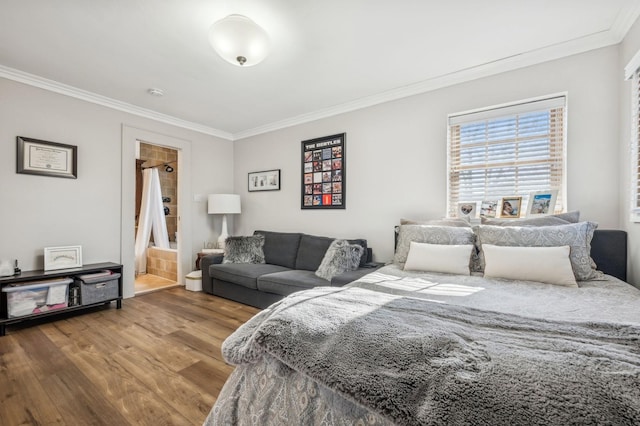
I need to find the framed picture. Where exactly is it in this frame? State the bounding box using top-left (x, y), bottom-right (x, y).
top-left (44, 245), bottom-right (83, 271)
top-left (248, 169), bottom-right (281, 192)
top-left (457, 201), bottom-right (477, 219)
top-left (499, 197), bottom-right (522, 218)
top-left (301, 133), bottom-right (345, 209)
top-left (526, 190), bottom-right (558, 216)
top-left (480, 200), bottom-right (498, 218)
top-left (17, 136), bottom-right (78, 179)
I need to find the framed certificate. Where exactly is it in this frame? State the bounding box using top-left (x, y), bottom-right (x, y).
top-left (17, 136), bottom-right (78, 179)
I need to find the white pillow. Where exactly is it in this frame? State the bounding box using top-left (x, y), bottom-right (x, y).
top-left (404, 242), bottom-right (474, 275)
top-left (482, 244), bottom-right (577, 287)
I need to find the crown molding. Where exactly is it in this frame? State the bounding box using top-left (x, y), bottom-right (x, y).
top-left (234, 28), bottom-right (626, 140)
top-left (610, 0), bottom-right (640, 42)
top-left (3, 6), bottom-right (639, 143)
top-left (0, 65), bottom-right (234, 141)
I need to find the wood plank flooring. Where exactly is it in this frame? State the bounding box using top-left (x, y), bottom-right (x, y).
top-left (0, 287), bottom-right (260, 426)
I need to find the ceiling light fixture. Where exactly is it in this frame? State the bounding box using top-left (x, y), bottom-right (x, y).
top-left (208, 14), bottom-right (270, 67)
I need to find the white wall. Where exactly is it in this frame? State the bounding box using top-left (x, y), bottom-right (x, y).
top-left (0, 78), bottom-right (234, 296)
top-left (234, 46), bottom-right (622, 268)
top-left (1, 40), bottom-right (631, 289)
top-left (620, 18), bottom-right (640, 286)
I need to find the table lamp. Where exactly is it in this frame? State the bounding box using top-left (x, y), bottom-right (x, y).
top-left (208, 194), bottom-right (241, 250)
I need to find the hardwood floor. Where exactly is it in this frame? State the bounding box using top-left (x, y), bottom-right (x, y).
top-left (0, 287), bottom-right (260, 426)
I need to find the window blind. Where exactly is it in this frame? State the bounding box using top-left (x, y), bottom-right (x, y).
top-left (447, 96), bottom-right (566, 218)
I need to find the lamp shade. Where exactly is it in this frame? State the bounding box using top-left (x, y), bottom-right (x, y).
top-left (208, 194), bottom-right (241, 214)
top-left (208, 14), bottom-right (270, 67)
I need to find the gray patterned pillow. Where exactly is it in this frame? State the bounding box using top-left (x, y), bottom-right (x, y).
top-left (474, 222), bottom-right (602, 281)
top-left (315, 239), bottom-right (364, 281)
top-left (394, 225), bottom-right (476, 265)
top-left (223, 235), bottom-right (266, 264)
top-left (481, 211), bottom-right (580, 226)
top-left (400, 217), bottom-right (471, 227)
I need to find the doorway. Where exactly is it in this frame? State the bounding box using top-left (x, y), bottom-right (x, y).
top-left (121, 125), bottom-right (193, 299)
top-left (134, 142), bottom-right (181, 294)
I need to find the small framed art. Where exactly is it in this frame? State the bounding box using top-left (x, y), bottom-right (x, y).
top-left (17, 136), bottom-right (78, 179)
top-left (457, 202), bottom-right (477, 220)
top-left (301, 133), bottom-right (345, 209)
top-left (248, 169), bottom-right (281, 192)
top-left (479, 200), bottom-right (498, 218)
top-left (526, 190), bottom-right (558, 216)
top-left (499, 196), bottom-right (522, 218)
top-left (44, 245), bottom-right (83, 271)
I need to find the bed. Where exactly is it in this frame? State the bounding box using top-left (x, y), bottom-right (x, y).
top-left (204, 222), bottom-right (640, 425)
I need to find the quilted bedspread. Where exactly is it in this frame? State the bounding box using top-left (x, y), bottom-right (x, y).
top-left (206, 278), bottom-right (640, 425)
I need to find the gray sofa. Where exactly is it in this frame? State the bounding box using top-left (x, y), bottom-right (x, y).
top-left (200, 230), bottom-right (378, 308)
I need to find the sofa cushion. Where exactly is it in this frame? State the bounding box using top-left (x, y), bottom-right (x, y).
top-left (209, 263), bottom-right (290, 290)
top-left (295, 234), bottom-right (334, 271)
top-left (254, 230), bottom-right (302, 269)
top-left (257, 270), bottom-right (330, 296)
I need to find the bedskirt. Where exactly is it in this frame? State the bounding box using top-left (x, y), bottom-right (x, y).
top-left (206, 354), bottom-right (393, 425)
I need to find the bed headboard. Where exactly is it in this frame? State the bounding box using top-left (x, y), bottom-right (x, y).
top-left (393, 227), bottom-right (628, 282)
top-left (590, 230), bottom-right (627, 282)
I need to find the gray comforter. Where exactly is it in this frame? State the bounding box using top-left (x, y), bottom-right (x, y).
top-left (206, 267), bottom-right (640, 425)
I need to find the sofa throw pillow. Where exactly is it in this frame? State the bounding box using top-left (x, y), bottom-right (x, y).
top-left (223, 235), bottom-right (266, 264)
top-left (315, 239), bottom-right (364, 281)
top-left (474, 222), bottom-right (602, 281)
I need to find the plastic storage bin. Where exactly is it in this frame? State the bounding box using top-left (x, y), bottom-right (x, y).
top-left (75, 272), bottom-right (121, 305)
top-left (185, 270), bottom-right (202, 291)
top-left (2, 278), bottom-right (72, 318)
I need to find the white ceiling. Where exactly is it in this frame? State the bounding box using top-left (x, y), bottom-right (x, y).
top-left (1, 1), bottom-right (640, 140)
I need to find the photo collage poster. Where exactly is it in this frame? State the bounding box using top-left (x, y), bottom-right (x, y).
top-left (301, 133), bottom-right (345, 209)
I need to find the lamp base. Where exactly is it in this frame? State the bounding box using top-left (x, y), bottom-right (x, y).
top-left (217, 214), bottom-right (229, 250)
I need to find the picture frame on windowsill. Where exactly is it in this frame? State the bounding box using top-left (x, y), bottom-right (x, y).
top-left (499, 196), bottom-right (523, 219)
top-left (526, 190), bottom-right (558, 217)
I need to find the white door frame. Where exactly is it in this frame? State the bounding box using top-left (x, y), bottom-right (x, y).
top-left (121, 125), bottom-right (192, 298)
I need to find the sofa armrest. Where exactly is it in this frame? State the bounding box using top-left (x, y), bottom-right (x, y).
top-left (330, 265), bottom-right (382, 287)
top-left (200, 254), bottom-right (224, 294)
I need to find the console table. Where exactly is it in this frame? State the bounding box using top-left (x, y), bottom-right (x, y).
top-left (0, 262), bottom-right (123, 336)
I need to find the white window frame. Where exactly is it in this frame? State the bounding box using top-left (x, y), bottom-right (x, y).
top-left (625, 51), bottom-right (640, 223)
top-left (446, 94), bottom-right (568, 218)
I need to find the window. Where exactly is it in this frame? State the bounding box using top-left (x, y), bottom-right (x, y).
top-left (626, 55), bottom-right (640, 222)
top-left (447, 96), bottom-right (567, 218)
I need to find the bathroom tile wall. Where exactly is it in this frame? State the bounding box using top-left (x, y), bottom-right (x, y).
top-left (145, 247), bottom-right (177, 281)
top-left (139, 143), bottom-right (178, 243)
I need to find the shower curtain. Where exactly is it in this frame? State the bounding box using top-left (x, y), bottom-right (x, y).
top-left (135, 167), bottom-right (170, 274)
